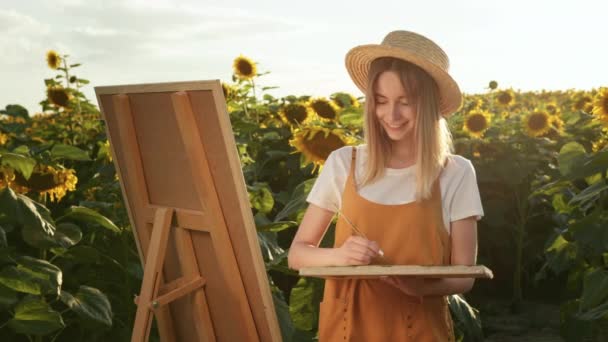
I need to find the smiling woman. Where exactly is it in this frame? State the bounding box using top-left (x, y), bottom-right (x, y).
top-left (288, 30), bottom-right (484, 341)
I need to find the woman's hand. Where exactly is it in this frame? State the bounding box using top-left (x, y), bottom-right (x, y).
top-left (332, 235), bottom-right (380, 266)
top-left (379, 276), bottom-right (428, 297)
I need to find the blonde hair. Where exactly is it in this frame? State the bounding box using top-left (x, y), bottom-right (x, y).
top-left (359, 57), bottom-right (454, 202)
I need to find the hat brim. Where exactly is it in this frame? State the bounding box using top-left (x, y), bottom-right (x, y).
top-left (345, 44), bottom-right (462, 117)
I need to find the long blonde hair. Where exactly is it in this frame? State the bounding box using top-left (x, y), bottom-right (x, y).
top-left (359, 57), bottom-right (454, 202)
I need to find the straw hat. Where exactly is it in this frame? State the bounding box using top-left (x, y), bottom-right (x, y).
top-left (345, 30), bottom-right (462, 117)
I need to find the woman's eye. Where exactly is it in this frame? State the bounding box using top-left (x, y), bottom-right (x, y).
top-left (401, 102), bottom-right (409, 106)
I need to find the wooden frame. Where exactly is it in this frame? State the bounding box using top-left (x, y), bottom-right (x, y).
top-left (94, 80), bottom-right (281, 342)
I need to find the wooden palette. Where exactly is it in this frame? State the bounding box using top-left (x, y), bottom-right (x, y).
top-left (300, 265), bottom-right (494, 280)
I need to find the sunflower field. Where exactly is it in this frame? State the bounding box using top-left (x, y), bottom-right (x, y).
top-left (0, 51), bottom-right (606, 341)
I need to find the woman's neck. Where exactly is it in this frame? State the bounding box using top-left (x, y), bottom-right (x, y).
top-left (388, 143), bottom-right (416, 168)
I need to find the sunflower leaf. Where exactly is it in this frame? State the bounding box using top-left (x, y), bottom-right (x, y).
top-left (60, 286), bottom-right (113, 327)
top-left (56, 206), bottom-right (120, 233)
top-left (50, 144), bottom-right (91, 161)
top-left (0, 153), bottom-right (36, 180)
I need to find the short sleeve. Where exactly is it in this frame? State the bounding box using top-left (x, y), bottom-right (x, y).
top-left (305, 149), bottom-right (349, 213)
top-left (450, 160), bottom-right (484, 222)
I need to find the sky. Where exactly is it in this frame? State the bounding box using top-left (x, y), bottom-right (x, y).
top-left (1, 0), bottom-right (606, 115)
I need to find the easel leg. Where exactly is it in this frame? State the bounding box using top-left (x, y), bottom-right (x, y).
top-left (131, 208), bottom-right (174, 342)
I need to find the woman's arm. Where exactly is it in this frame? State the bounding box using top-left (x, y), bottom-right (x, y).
top-left (287, 204), bottom-right (381, 270)
top-left (380, 216), bottom-right (478, 297)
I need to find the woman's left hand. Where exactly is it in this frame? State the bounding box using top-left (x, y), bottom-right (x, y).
top-left (379, 276), bottom-right (428, 297)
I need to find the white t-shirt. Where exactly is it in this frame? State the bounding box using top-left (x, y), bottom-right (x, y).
top-left (305, 144), bottom-right (484, 234)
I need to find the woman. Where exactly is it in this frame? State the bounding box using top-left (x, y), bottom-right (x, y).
top-left (287, 30), bottom-right (484, 341)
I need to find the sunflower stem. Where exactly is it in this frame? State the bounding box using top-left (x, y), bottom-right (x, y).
top-left (251, 79), bottom-right (259, 124)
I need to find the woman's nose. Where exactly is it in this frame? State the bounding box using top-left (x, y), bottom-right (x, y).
top-left (391, 105), bottom-right (402, 120)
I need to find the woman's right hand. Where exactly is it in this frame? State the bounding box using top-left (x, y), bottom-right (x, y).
top-left (332, 236), bottom-right (381, 266)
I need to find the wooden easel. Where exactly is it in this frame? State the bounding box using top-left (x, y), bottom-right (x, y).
top-left (96, 83), bottom-right (282, 342)
top-left (131, 207), bottom-right (214, 342)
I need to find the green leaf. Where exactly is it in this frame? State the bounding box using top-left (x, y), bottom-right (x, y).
top-left (0, 153), bottom-right (36, 180)
top-left (257, 221), bottom-right (297, 232)
top-left (57, 206), bottom-right (120, 233)
top-left (0, 187), bottom-right (56, 238)
top-left (248, 182), bottom-right (274, 214)
top-left (0, 266), bottom-right (42, 294)
top-left (545, 234), bottom-right (578, 275)
top-left (0, 104), bottom-right (29, 119)
top-left (0, 225), bottom-right (6, 248)
top-left (65, 245), bottom-right (101, 264)
top-left (271, 283), bottom-right (295, 342)
top-left (274, 178), bottom-right (316, 222)
top-left (51, 144), bottom-right (91, 161)
top-left (558, 142), bottom-right (587, 177)
top-left (22, 222), bottom-right (82, 249)
top-left (289, 277), bottom-right (323, 331)
top-left (257, 231), bottom-right (284, 262)
top-left (448, 294), bottom-right (484, 342)
top-left (16, 256), bottom-right (62, 296)
top-left (579, 269), bottom-right (608, 313)
top-left (0, 283), bottom-right (18, 308)
top-left (12, 145), bottom-right (30, 155)
top-left (60, 286), bottom-right (113, 327)
top-left (69, 63), bottom-right (81, 68)
top-left (8, 295), bottom-right (65, 335)
top-left (569, 179), bottom-right (608, 207)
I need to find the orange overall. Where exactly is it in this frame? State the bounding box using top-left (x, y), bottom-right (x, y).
top-left (318, 147), bottom-right (455, 341)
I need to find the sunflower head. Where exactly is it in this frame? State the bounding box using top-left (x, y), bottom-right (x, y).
top-left (463, 110), bottom-right (491, 139)
top-left (572, 95), bottom-right (592, 111)
top-left (308, 97), bottom-right (340, 121)
top-left (47, 86), bottom-right (71, 107)
top-left (0, 132), bottom-right (8, 145)
top-left (46, 50), bottom-right (61, 70)
top-left (232, 55), bottom-right (257, 80)
top-left (331, 92), bottom-right (360, 109)
top-left (592, 88), bottom-right (608, 124)
top-left (279, 102), bottom-right (311, 126)
top-left (13, 165), bottom-right (78, 202)
top-left (289, 126), bottom-right (352, 172)
top-left (524, 110), bottom-right (551, 137)
top-left (545, 103), bottom-right (559, 115)
top-left (488, 80), bottom-right (498, 90)
top-left (496, 90), bottom-right (515, 106)
top-left (592, 135), bottom-right (608, 152)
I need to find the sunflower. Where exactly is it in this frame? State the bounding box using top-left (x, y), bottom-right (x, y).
top-left (279, 102), bottom-right (311, 126)
top-left (549, 115), bottom-right (564, 132)
top-left (46, 50), bottom-right (61, 70)
top-left (591, 88), bottom-right (608, 124)
top-left (463, 110), bottom-right (491, 139)
top-left (331, 92), bottom-right (360, 108)
top-left (308, 97), bottom-right (340, 121)
top-left (0, 132), bottom-right (8, 145)
top-left (232, 55), bottom-right (257, 80)
top-left (47, 86), bottom-right (71, 107)
top-left (0, 166), bottom-right (29, 194)
top-left (545, 103), bottom-right (559, 115)
top-left (289, 126), bottom-right (351, 172)
top-left (592, 135), bottom-right (608, 152)
top-left (572, 95), bottom-right (592, 111)
top-left (496, 90), bottom-right (515, 106)
top-left (488, 80), bottom-right (498, 90)
top-left (13, 165), bottom-right (78, 202)
top-left (523, 111), bottom-right (551, 137)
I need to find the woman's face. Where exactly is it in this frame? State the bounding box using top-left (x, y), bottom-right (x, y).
top-left (373, 70), bottom-right (417, 143)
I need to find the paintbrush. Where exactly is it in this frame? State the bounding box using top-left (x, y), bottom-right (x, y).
top-left (333, 207), bottom-right (385, 258)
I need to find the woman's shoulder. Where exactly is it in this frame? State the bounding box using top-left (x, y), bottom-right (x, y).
top-left (329, 144), bottom-right (366, 162)
top-left (443, 153), bottom-right (476, 178)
